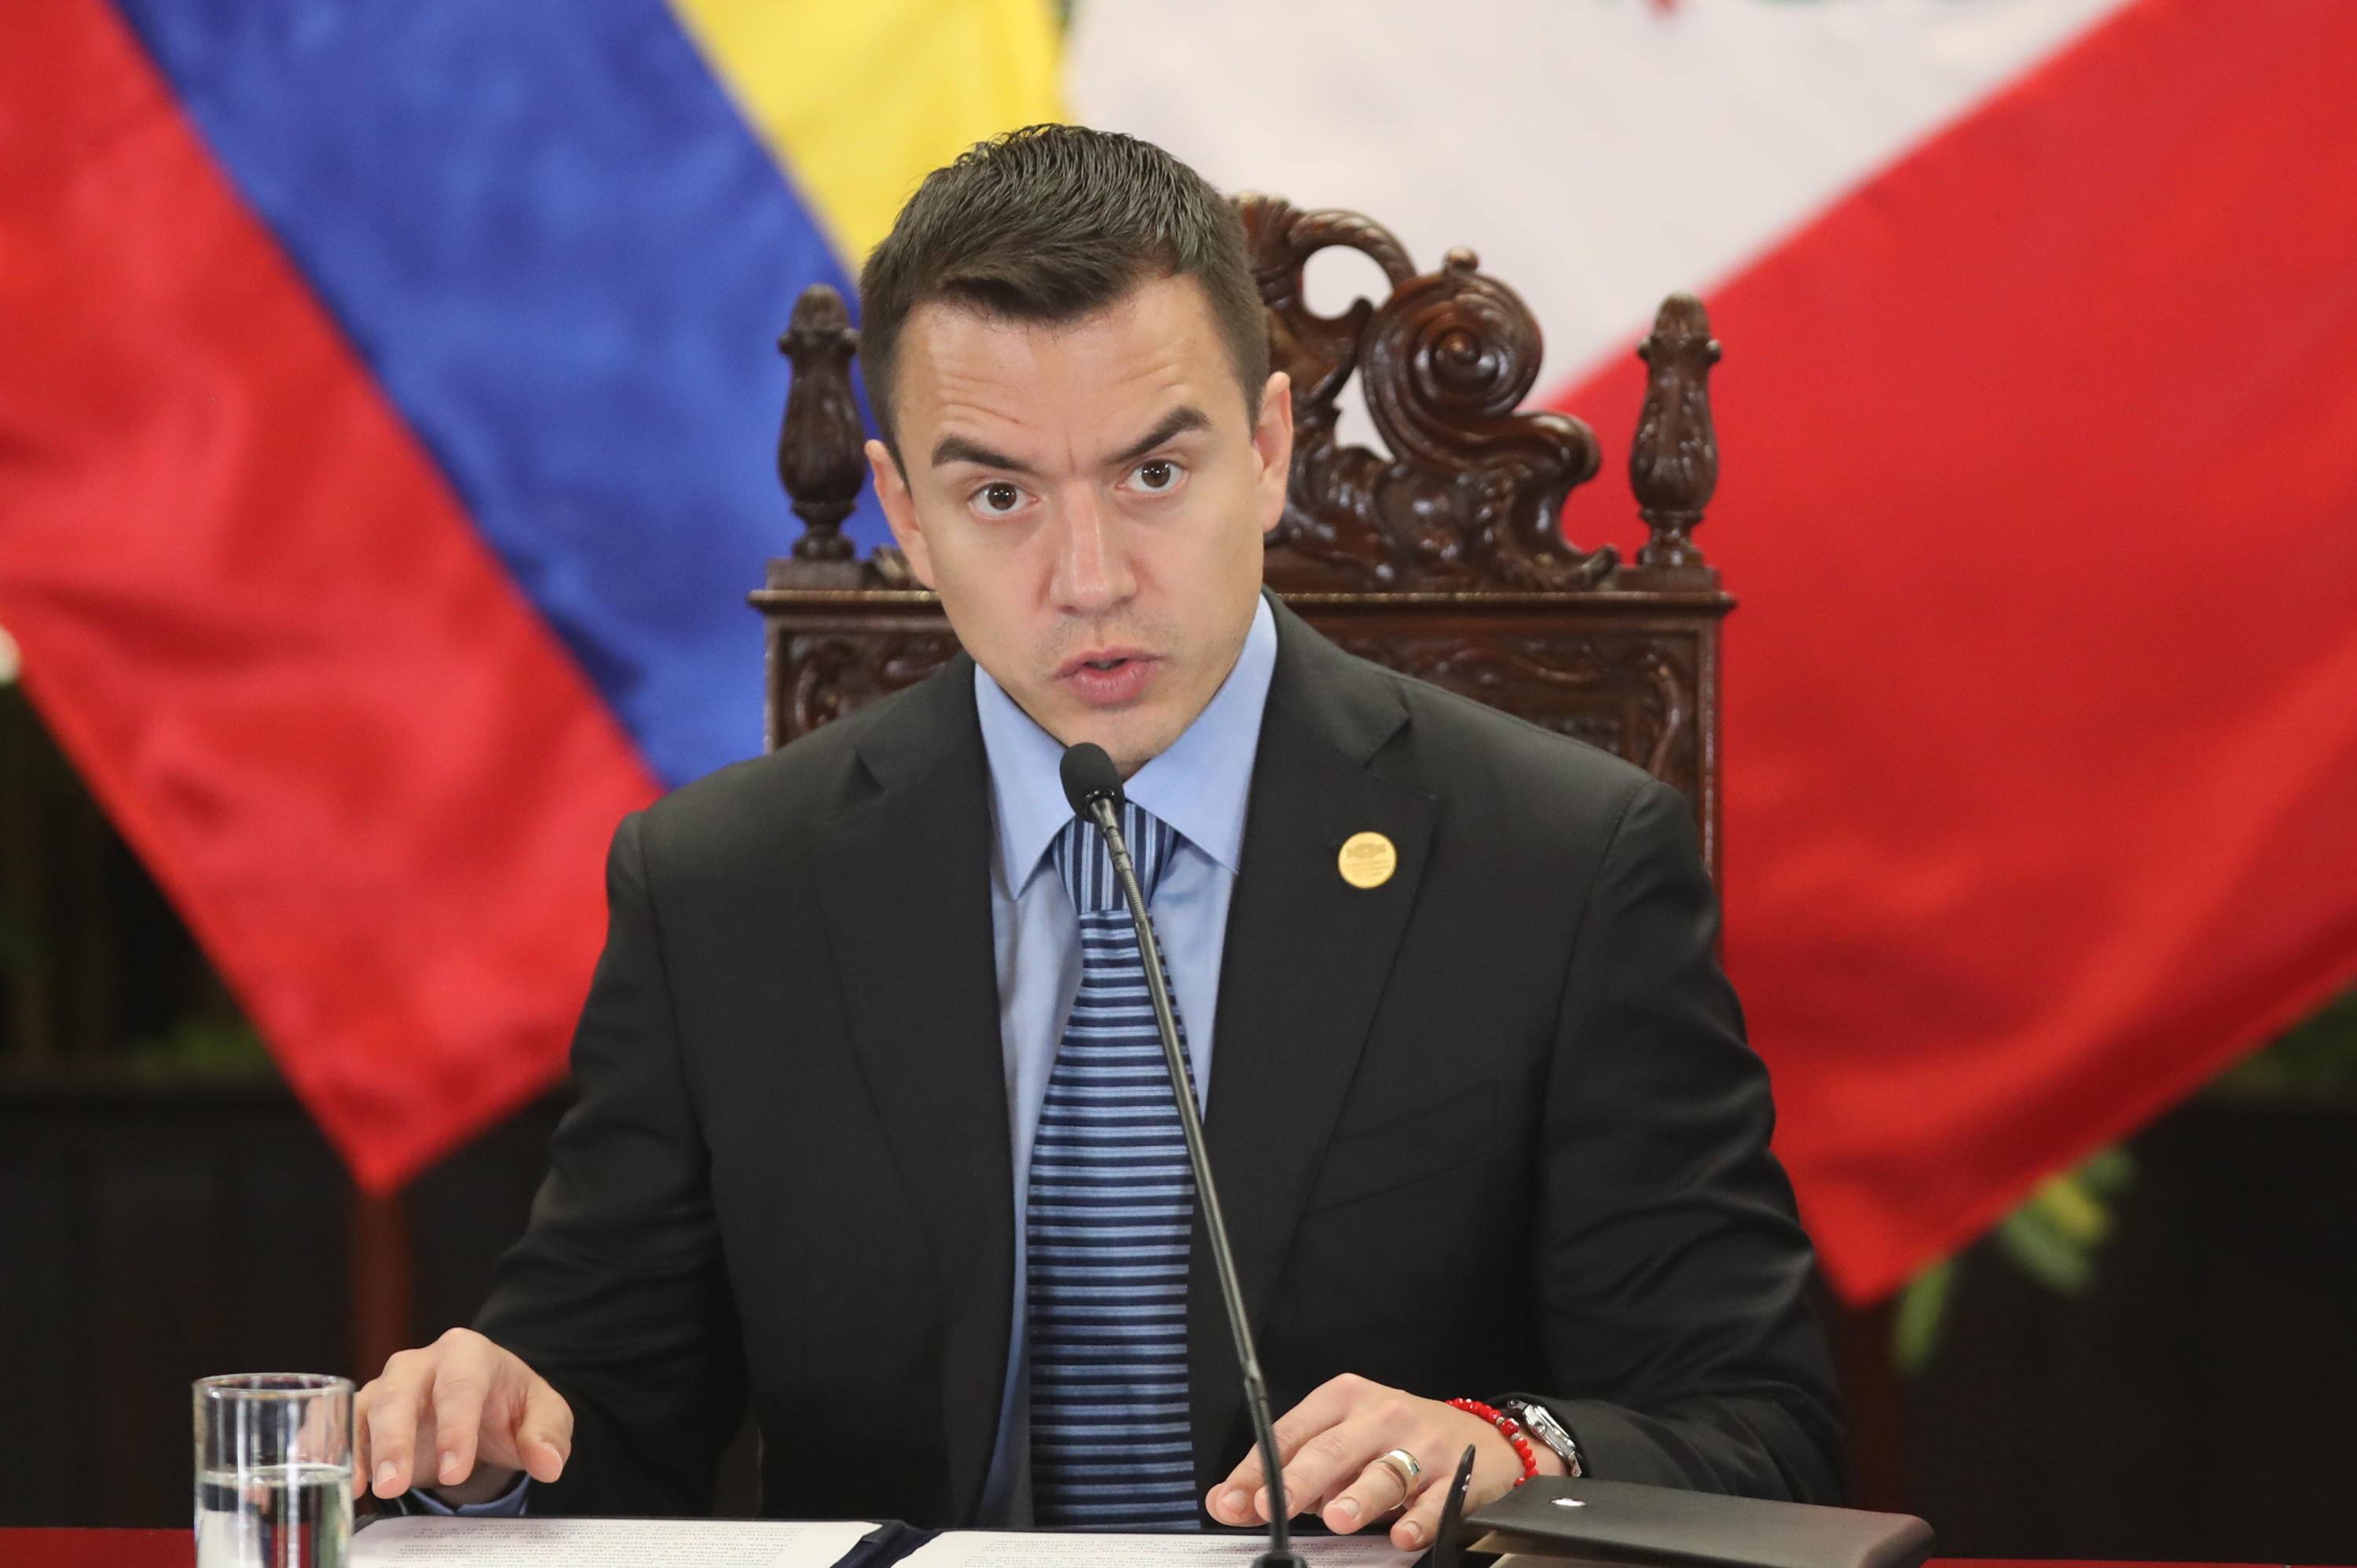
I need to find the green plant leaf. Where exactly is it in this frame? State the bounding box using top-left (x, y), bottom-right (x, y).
top-left (1893, 1256), bottom-right (1956, 1377)
top-left (1996, 1201), bottom-right (2097, 1295)
top-left (2027, 1168), bottom-right (2112, 1247)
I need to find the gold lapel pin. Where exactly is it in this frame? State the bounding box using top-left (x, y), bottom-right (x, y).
top-left (1337, 830), bottom-right (1398, 890)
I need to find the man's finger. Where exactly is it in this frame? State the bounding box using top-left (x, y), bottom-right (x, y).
top-left (426, 1336), bottom-right (500, 1489)
top-left (352, 1383), bottom-right (377, 1486)
top-left (1211, 1421), bottom-right (1289, 1524)
top-left (1393, 1439), bottom-right (1519, 1552)
top-left (361, 1356), bottom-right (434, 1499)
top-left (1321, 1453), bottom-right (1420, 1533)
top-left (1393, 1480), bottom-right (1449, 1552)
top-left (351, 1387), bottom-right (374, 1499)
top-left (1207, 1461), bottom-right (1263, 1526)
top-left (1215, 1394), bottom-right (1330, 1508)
top-left (1218, 1445), bottom-right (1265, 1492)
top-left (512, 1376), bottom-right (574, 1484)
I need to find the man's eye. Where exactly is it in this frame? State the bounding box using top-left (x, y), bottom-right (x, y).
top-left (975, 482), bottom-right (1023, 515)
top-left (1133, 460), bottom-right (1178, 493)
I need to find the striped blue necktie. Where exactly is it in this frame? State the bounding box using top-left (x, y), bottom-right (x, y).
top-left (1028, 802), bottom-right (1200, 1530)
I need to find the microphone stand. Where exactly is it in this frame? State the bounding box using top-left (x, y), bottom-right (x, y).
top-left (1065, 746), bottom-right (1302, 1568)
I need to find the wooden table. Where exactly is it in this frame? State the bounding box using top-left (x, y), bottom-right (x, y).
top-left (0, 1538), bottom-right (2308, 1568)
top-left (2, 1531), bottom-right (195, 1567)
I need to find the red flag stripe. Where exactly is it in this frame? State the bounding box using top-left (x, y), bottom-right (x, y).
top-left (1556, 0), bottom-right (2357, 1299)
top-left (0, 0), bottom-right (662, 1188)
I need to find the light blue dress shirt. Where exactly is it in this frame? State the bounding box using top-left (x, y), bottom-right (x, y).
top-left (973, 593), bottom-right (1278, 1524)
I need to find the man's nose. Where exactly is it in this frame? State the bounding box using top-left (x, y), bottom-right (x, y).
top-left (1051, 489), bottom-right (1136, 614)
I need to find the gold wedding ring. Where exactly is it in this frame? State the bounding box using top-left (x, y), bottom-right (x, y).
top-left (1372, 1447), bottom-right (1422, 1505)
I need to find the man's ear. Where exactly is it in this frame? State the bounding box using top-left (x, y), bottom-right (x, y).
top-left (1252, 371), bottom-right (1295, 533)
top-left (867, 438), bottom-right (937, 588)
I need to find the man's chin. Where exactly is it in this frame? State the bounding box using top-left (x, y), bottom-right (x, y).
top-left (1037, 705), bottom-right (1185, 780)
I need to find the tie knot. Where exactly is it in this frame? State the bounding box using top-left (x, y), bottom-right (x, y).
top-left (1052, 802), bottom-right (1179, 916)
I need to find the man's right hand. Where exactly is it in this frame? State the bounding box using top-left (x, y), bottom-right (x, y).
top-left (355, 1328), bottom-right (574, 1505)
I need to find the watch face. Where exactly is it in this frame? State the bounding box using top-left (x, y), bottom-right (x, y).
top-left (1509, 1402), bottom-right (1582, 1473)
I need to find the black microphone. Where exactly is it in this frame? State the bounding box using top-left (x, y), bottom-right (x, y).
top-left (1059, 742), bottom-right (1303, 1568)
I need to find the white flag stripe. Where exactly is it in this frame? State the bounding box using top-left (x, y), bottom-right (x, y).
top-left (1069, 0), bottom-right (2134, 394)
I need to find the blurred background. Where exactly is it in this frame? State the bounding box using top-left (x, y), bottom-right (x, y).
top-left (4, 0), bottom-right (2353, 1558)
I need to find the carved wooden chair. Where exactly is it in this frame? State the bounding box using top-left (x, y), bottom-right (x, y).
top-left (755, 196), bottom-right (1728, 877)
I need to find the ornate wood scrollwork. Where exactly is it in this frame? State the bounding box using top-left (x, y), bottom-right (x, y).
top-left (1330, 632), bottom-right (1697, 800)
top-left (1240, 196), bottom-right (1610, 591)
top-left (773, 630), bottom-right (962, 746)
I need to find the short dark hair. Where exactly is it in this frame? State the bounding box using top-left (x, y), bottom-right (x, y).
top-left (858, 124), bottom-right (1270, 461)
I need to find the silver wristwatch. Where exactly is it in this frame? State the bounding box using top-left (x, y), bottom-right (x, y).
top-left (1504, 1400), bottom-right (1585, 1478)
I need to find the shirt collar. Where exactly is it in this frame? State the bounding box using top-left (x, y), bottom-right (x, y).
top-left (975, 593), bottom-right (1278, 896)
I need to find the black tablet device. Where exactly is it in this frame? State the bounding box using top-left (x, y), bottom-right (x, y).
top-left (1468, 1478), bottom-right (1934, 1568)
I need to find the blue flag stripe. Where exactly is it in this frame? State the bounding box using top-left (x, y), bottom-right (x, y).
top-left (110, 0), bottom-right (889, 787)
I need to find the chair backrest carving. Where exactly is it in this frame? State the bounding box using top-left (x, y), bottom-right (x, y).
top-left (753, 198), bottom-right (1732, 875)
top-left (1243, 196), bottom-right (1608, 593)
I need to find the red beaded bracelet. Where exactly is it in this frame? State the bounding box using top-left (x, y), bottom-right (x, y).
top-left (1447, 1398), bottom-right (1541, 1485)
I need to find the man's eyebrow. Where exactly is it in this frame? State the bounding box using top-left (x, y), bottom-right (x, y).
top-left (928, 407), bottom-right (1212, 473)
top-left (1109, 406), bottom-right (1212, 467)
top-left (929, 434), bottom-right (1036, 473)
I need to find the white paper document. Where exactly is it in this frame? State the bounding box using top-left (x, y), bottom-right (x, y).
top-left (898, 1532), bottom-right (1420, 1568)
top-left (351, 1515), bottom-right (880, 1568)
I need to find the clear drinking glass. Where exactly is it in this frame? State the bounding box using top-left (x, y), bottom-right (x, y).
top-left (194, 1374), bottom-right (354, 1568)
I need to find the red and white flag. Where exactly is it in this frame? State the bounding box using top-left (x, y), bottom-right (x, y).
top-left (1072, 0), bottom-right (2357, 1300)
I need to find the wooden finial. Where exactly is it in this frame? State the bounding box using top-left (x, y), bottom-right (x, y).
top-left (776, 284), bottom-right (867, 573)
top-left (1629, 291), bottom-right (1721, 583)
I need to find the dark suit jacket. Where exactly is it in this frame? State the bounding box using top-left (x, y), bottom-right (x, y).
top-left (477, 599), bottom-right (1843, 1523)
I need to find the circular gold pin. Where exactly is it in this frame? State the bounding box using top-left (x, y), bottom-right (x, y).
top-left (1337, 830), bottom-right (1398, 890)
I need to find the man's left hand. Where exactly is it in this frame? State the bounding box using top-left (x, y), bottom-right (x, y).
top-left (1205, 1375), bottom-right (1567, 1549)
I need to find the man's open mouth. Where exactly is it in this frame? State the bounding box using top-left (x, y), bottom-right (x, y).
top-left (1059, 648), bottom-right (1160, 705)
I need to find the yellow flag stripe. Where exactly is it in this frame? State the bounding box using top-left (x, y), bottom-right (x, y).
top-left (668, 0), bottom-right (1065, 266)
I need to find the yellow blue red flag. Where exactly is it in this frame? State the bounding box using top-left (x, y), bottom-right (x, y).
top-left (0, 0), bottom-right (1059, 1188)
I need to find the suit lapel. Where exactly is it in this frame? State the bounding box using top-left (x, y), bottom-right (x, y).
top-left (1191, 603), bottom-right (1437, 1486)
top-left (810, 658), bottom-right (1012, 1525)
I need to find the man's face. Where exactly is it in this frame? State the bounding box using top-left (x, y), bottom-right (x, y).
top-left (868, 275), bottom-right (1292, 776)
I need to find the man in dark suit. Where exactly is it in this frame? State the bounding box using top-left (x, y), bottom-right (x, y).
top-left (355, 126), bottom-right (1842, 1543)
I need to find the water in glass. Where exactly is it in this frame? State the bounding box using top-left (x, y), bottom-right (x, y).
top-left (196, 1463), bottom-right (352, 1568)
